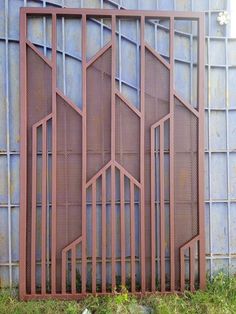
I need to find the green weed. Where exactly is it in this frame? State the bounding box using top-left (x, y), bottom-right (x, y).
top-left (0, 273), bottom-right (236, 313)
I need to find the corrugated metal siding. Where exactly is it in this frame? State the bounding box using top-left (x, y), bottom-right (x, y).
top-left (0, 0), bottom-right (235, 287)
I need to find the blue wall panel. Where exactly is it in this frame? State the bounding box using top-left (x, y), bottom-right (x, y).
top-left (0, 0), bottom-right (236, 287)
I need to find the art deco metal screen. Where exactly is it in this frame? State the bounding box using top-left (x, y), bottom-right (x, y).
top-left (19, 8), bottom-right (205, 299)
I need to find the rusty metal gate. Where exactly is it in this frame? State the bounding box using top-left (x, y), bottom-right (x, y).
top-left (19, 7), bottom-right (205, 299)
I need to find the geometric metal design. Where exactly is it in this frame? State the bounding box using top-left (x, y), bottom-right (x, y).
top-left (20, 8), bottom-right (205, 299)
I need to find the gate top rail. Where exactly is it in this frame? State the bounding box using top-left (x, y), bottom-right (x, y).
top-left (20, 7), bottom-right (204, 19)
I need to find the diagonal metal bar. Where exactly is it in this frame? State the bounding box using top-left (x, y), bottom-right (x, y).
top-left (145, 42), bottom-right (171, 70)
top-left (86, 41), bottom-right (112, 68)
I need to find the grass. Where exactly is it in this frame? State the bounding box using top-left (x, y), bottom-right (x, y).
top-left (1, 273), bottom-right (236, 313)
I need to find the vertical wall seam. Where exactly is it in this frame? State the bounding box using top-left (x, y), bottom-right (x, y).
top-left (5, 0), bottom-right (12, 288)
top-left (207, 0), bottom-right (213, 277)
top-left (225, 35), bottom-right (231, 274)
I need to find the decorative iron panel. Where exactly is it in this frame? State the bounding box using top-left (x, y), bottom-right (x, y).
top-left (20, 8), bottom-right (205, 299)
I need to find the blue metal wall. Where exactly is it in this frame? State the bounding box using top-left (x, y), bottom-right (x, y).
top-left (0, 0), bottom-right (235, 287)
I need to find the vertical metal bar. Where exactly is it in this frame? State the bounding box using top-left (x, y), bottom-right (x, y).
top-left (169, 16), bottom-right (175, 291)
top-left (190, 33), bottom-right (193, 106)
top-left (180, 250), bottom-right (185, 291)
top-left (46, 129), bottom-right (50, 290)
top-left (159, 123), bottom-right (165, 292)
top-left (43, 0), bottom-right (49, 288)
top-left (31, 126), bottom-right (37, 294)
top-left (62, 17), bottom-right (66, 94)
top-left (155, 128), bottom-right (160, 286)
top-left (198, 15), bottom-right (206, 290)
top-left (111, 15), bottom-right (116, 162)
top-left (111, 164), bottom-right (116, 289)
top-left (41, 123), bottom-right (47, 294)
top-left (43, 1), bottom-right (46, 57)
top-left (130, 182), bottom-right (135, 292)
top-left (136, 19), bottom-right (140, 109)
top-left (150, 126), bottom-right (156, 291)
top-left (81, 13), bottom-right (87, 294)
top-left (120, 172), bottom-right (126, 286)
top-left (190, 246), bottom-right (195, 291)
top-left (71, 246), bottom-right (76, 294)
top-left (5, 0), bottom-right (12, 289)
top-left (63, 98), bottom-right (69, 264)
top-left (101, 172), bottom-right (106, 292)
top-left (61, 250), bottom-right (66, 294)
top-left (92, 183), bottom-right (97, 293)
top-left (118, 19), bottom-right (122, 92)
top-left (61, 7), bottom-right (66, 293)
top-left (140, 14), bottom-right (146, 292)
top-left (190, 113), bottom-right (195, 239)
top-left (19, 8), bottom-right (27, 300)
top-left (111, 15), bottom-right (116, 290)
top-left (42, 1), bottom-right (49, 291)
top-left (51, 13), bottom-right (57, 294)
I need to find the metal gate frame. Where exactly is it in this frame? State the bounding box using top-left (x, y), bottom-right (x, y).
top-left (19, 7), bottom-right (205, 300)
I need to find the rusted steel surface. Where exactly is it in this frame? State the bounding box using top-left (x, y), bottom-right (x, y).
top-left (20, 8), bottom-right (205, 299)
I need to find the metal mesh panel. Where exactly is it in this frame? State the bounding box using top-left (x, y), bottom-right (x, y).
top-left (174, 97), bottom-right (198, 288)
top-left (26, 46), bottom-right (52, 294)
top-left (144, 47), bottom-right (170, 290)
top-left (115, 95), bottom-right (140, 181)
top-left (26, 46), bottom-right (52, 125)
top-left (86, 48), bottom-right (112, 181)
top-left (56, 94), bottom-right (82, 292)
top-left (144, 49), bottom-right (170, 123)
